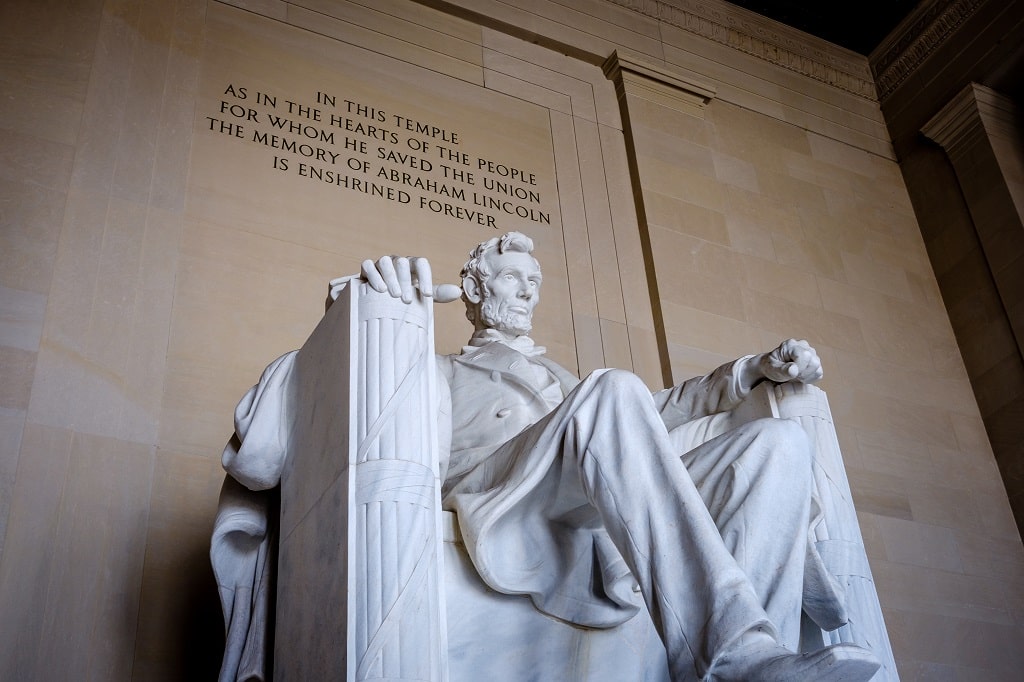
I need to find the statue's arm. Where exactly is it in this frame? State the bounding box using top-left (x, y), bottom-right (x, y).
top-left (653, 339), bottom-right (822, 431)
top-left (652, 356), bottom-right (753, 432)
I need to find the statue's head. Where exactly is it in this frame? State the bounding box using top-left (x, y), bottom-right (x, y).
top-left (460, 231), bottom-right (542, 336)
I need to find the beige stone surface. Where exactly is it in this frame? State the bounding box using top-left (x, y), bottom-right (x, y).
top-left (0, 179), bottom-right (66, 295)
top-left (613, 49), bottom-right (1024, 678)
top-left (1, 0), bottom-right (1022, 679)
top-left (0, 409), bottom-right (26, 563)
top-left (131, 449), bottom-right (226, 679)
top-left (0, 424), bottom-right (155, 680)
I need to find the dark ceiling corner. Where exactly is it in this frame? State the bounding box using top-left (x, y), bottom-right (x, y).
top-left (723, 0), bottom-right (922, 55)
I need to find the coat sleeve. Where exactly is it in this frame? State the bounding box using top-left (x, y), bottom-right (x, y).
top-left (651, 355), bottom-right (755, 432)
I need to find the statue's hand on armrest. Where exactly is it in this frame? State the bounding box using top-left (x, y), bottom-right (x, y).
top-left (327, 256), bottom-right (461, 309)
top-left (740, 338), bottom-right (823, 392)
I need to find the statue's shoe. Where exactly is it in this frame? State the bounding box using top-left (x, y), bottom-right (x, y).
top-left (706, 641), bottom-right (881, 682)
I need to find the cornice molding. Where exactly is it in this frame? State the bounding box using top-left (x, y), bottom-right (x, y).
top-left (606, 0), bottom-right (876, 100)
top-left (871, 0), bottom-right (985, 101)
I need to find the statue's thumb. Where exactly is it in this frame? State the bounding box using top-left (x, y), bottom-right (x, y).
top-left (433, 284), bottom-right (462, 303)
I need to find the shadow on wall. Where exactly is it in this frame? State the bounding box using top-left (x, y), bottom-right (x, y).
top-left (138, 538), bottom-right (224, 679)
top-left (179, 545), bottom-right (225, 678)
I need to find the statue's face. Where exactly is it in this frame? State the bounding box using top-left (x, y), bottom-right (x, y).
top-left (478, 250), bottom-right (542, 336)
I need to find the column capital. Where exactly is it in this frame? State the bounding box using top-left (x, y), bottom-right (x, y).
top-left (603, 51), bottom-right (716, 118)
top-left (922, 82), bottom-right (1020, 156)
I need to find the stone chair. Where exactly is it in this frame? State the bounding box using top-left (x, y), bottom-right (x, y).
top-left (213, 279), bottom-right (898, 681)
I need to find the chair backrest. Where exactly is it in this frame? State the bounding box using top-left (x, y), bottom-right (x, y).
top-left (669, 382), bottom-right (898, 681)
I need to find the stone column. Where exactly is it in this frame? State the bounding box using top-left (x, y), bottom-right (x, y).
top-left (602, 51), bottom-right (717, 388)
top-left (922, 83), bottom-right (1024, 358)
top-left (922, 82), bottom-right (1024, 521)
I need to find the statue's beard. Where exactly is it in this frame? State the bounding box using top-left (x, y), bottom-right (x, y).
top-left (479, 296), bottom-right (533, 336)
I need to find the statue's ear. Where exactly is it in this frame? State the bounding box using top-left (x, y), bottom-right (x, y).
top-left (463, 275), bottom-right (482, 304)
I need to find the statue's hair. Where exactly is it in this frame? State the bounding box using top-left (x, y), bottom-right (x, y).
top-left (460, 231), bottom-right (535, 324)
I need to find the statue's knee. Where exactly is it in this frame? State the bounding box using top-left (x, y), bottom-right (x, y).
top-left (592, 368), bottom-right (648, 400)
top-left (747, 418), bottom-right (811, 466)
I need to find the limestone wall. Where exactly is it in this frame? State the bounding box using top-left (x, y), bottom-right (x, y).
top-left (0, 0), bottom-right (1021, 679)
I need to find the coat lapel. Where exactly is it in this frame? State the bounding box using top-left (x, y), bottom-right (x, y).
top-left (454, 342), bottom-right (553, 404)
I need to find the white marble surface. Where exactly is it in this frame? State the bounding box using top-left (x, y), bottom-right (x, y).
top-left (213, 232), bottom-right (894, 681)
top-left (277, 279), bottom-right (447, 681)
top-left (443, 519), bottom-right (670, 681)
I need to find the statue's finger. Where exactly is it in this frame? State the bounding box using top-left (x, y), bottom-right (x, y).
top-left (414, 257), bottom-right (433, 297)
top-left (433, 284), bottom-right (461, 303)
top-left (362, 259), bottom-right (387, 292)
top-left (396, 257), bottom-right (413, 303)
top-left (801, 358), bottom-right (822, 381)
top-left (377, 256), bottom-right (402, 298)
